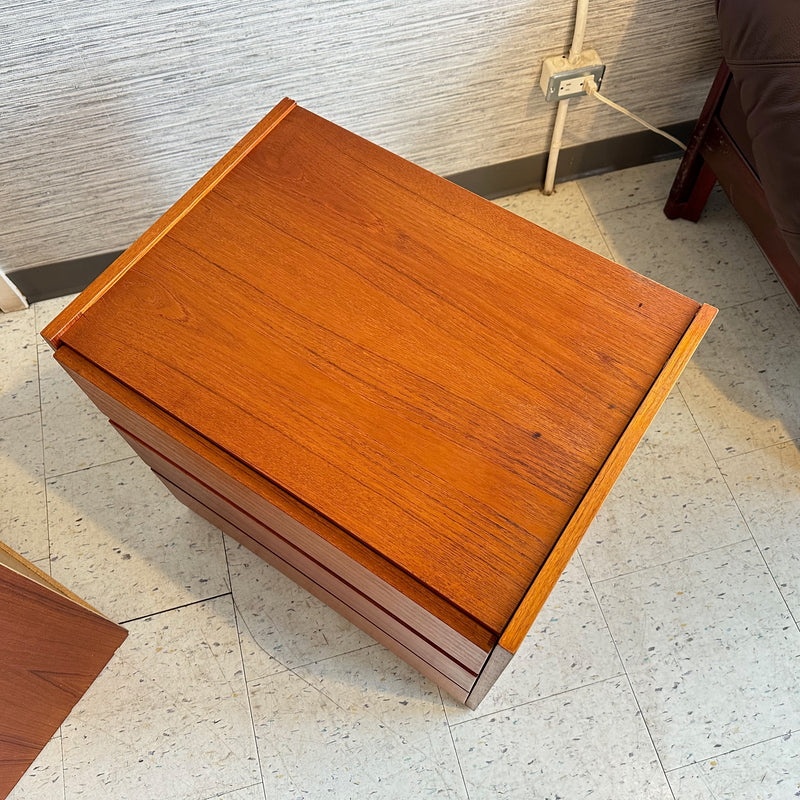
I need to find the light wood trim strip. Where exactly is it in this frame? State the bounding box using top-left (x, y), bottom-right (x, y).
top-left (499, 302), bottom-right (718, 653)
top-left (41, 97), bottom-right (297, 349)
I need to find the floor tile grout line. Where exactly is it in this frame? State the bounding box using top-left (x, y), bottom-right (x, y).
top-left (45, 454), bottom-right (135, 482)
top-left (57, 728), bottom-right (66, 800)
top-left (708, 289), bottom-right (792, 314)
top-left (0, 408), bottom-right (43, 425)
top-left (35, 339), bottom-right (52, 567)
top-left (663, 727), bottom-right (800, 773)
top-left (223, 553), bottom-right (378, 678)
top-left (285, 642), bottom-right (378, 674)
top-left (221, 542), bottom-right (268, 798)
top-left (577, 551), bottom-right (677, 799)
top-left (589, 195), bottom-right (673, 219)
top-left (445, 671), bottom-right (625, 730)
top-left (199, 783), bottom-right (266, 800)
top-left (241, 639), bottom-right (380, 687)
top-left (118, 591), bottom-right (232, 626)
top-left (588, 536), bottom-right (753, 587)
top-left (438, 686), bottom-right (472, 800)
top-left (262, 655), bottom-right (463, 795)
top-left (240, 633), bottom-right (468, 792)
top-left (713, 435), bottom-right (800, 464)
top-left (223, 547), bottom-right (386, 706)
top-left (715, 466), bottom-right (800, 628)
top-left (675, 381), bottom-right (727, 465)
top-left (678, 383), bottom-right (798, 625)
top-left (576, 181), bottom-right (619, 260)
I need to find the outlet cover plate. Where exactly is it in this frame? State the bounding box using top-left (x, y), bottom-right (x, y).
top-left (540, 49), bottom-right (605, 101)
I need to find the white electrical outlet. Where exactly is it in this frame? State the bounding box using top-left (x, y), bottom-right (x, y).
top-left (540, 49), bottom-right (605, 102)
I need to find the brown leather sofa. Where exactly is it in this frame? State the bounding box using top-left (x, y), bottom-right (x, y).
top-left (665, 0), bottom-right (800, 304)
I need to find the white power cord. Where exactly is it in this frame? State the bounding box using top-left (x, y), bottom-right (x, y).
top-left (542, 0), bottom-right (590, 194)
top-left (583, 77), bottom-right (687, 151)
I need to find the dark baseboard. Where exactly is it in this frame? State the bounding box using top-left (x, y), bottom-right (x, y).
top-left (447, 119), bottom-right (695, 199)
top-left (10, 251), bottom-right (126, 305)
top-left (7, 120), bottom-right (694, 304)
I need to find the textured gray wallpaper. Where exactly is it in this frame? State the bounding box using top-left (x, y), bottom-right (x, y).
top-left (1, 0), bottom-right (721, 274)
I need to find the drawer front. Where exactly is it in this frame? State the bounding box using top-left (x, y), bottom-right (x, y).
top-left (157, 472), bottom-right (471, 704)
top-left (57, 348), bottom-right (495, 667)
top-left (118, 422), bottom-right (479, 689)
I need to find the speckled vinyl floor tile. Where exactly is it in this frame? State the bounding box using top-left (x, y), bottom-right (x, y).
top-left (677, 293), bottom-right (800, 460)
top-left (0, 304), bottom-right (40, 421)
top-left (60, 596), bottom-right (260, 800)
top-left (450, 676), bottom-right (673, 799)
top-left (248, 645), bottom-right (467, 799)
top-left (47, 458), bottom-right (229, 622)
top-left (578, 159), bottom-right (680, 215)
top-left (667, 732), bottom-right (800, 800)
top-left (596, 540), bottom-right (800, 770)
top-left (0, 411), bottom-right (48, 561)
top-left (594, 189), bottom-right (781, 308)
top-left (495, 179), bottom-right (613, 258)
top-left (442, 555), bottom-right (622, 723)
top-left (580, 389), bottom-right (748, 582)
top-left (37, 340), bottom-right (133, 477)
top-left (6, 735), bottom-right (64, 800)
top-left (226, 538), bottom-right (373, 680)
top-left (720, 440), bottom-right (800, 622)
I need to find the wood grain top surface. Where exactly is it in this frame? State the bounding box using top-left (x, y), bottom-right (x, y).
top-left (52, 101), bottom-right (702, 634)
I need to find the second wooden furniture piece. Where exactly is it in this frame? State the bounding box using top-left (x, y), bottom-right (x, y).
top-left (665, 61), bottom-right (800, 305)
top-left (42, 98), bottom-right (715, 708)
top-left (0, 540), bottom-right (127, 799)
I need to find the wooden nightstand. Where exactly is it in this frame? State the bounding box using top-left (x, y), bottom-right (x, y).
top-left (41, 98), bottom-right (716, 708)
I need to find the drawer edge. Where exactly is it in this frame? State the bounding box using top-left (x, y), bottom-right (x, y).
top-left (161, 474), bottom-right (471, 704)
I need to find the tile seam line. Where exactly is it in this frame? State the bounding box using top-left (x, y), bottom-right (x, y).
top-left (57, 732), bottom-right (66, 800)
top-left (676, 381), bottom-right (797, 624)
top-left (446, 672), bottom-right (625, 729)
top-left (438, 687), bottom-right (472, 800)
top-left (200, 784), bottom-right (266, 800)
top-left (590, 196), bottom-right (672, 218)
top-left (715, 461), bottom-right (800, 627)
top-left (0, 408), bottom-right (43, 424)
top-left (572, 179), bottom-right (618, 258)
top-left (44, 454), bottom-right (135, 481)
top-left (662, 726), bottom-right (800, 773)
top-left (714, 435), bottom-right (800, 463)
top-left (578, 550), bottom-right (675, 797)
top-left (229, 583), bottom-right (376, 675)
top-left (118, 591), bottom-right (232, 626)
top-left (34, 336), bottom-right (53, 572)
top-left (222, 541), bottom-right (268, 795)
top-left (588, 536), bottom-right (754, 587)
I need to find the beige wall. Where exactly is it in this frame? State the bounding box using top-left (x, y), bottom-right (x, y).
top-left (2, 0), bottom-right (721, 274)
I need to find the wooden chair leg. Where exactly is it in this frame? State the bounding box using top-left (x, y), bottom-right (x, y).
top-left (664, 61), bottom-right (731, 222)
top-left (665, 159), bottom-right (717, 222)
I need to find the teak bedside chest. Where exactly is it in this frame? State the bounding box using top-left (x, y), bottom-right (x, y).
top-left (42, 98), bottom-right (716, 708)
